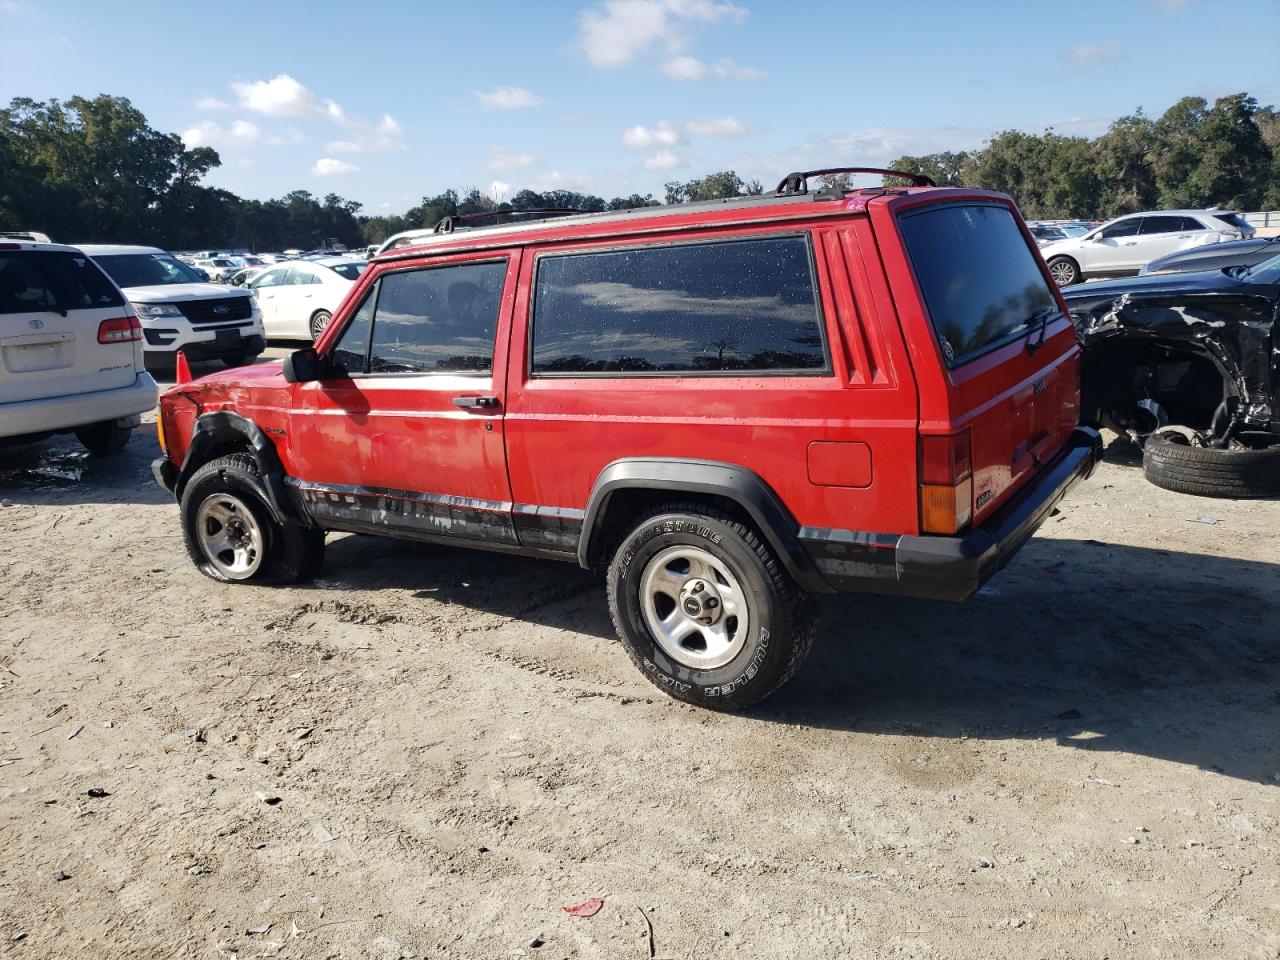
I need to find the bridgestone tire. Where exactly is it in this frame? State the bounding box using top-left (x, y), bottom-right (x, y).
top-left (75, 421), bottom-right (132, 455)
top-left (1143, 434), bottom-right (1280, 499)
top-left (180, 454), bottom-right (326, 583)
top-left (607, 502), bottom-right (818, 711)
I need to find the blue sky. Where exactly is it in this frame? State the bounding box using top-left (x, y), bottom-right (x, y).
top-left (3, 0), bottom-right (1278, 215)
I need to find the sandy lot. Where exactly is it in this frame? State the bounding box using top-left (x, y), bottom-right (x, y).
top-left (1, 373), bottom-right (1277, 959)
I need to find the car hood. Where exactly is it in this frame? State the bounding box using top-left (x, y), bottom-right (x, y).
top-left (124, 283), bottom-right (249, 303)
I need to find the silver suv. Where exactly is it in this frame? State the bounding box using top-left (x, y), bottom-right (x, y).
top-left (1040, 209), bottom-right (1255, 286)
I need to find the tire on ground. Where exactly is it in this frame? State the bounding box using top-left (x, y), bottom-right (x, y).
top-left (75, 420), bottom-right (132, 455)
top-left (606, 502), bottom-right (818, 711)
top-left (1047, 256), bottom-right (1080, 287)
top-left (180, 453), bottom-right (326, 583)
top-left (1142, 433), bottom-right (1280, 499)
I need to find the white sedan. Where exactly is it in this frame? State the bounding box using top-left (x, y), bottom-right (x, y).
top-left (248, 257), bottom-right (367, 340)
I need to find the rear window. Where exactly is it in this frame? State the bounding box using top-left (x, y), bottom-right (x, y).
top-left (531, 236), bottom-right (828, 375)
top-left (898, 204), bottom-right (1058, 367)
top-left (0, 250), bottom-right (125, 314)
top-left (329, 262), bottom-right (367, 281)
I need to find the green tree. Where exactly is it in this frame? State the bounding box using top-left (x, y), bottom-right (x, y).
top-left (882, 151), bottom-right (971, 187)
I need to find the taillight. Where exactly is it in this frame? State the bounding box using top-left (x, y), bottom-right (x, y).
top-left (1218, 230), bottom-right (1240, 240)
top-left (920, 429), bottom-right (973, 535)
top-left (98, 316), bottom-right (142, 344)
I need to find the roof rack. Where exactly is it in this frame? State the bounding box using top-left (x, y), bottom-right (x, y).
top-left (774, 167), bottom-right (936, 195)
top-left (433, 207), bottom-right (588, 235)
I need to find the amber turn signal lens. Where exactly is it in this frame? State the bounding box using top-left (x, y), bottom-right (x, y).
top-left (920, 478), bottom-right (973, 535)
top-left (155, 413), bottom-right (166, 455)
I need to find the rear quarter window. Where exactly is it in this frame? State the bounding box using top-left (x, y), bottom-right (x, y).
top-left (530, 235), bottom-right (828, 375)
top-left (897, 204), bottom-right (1058, 367)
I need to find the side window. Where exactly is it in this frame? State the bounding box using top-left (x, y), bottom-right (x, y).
top-left (1180, 216), bottom-right (1210, 232)
top-left (1139, 216), bottom-right (1185, 235)
top-left (365, 260), bottom-right (506, 374)
top-left (285, 266), bottom-right (317, 285)
top-left (531, 236), bottom-right (828, 375)
top-left (253, 267), bottom-right (286, 288)
top-left (1100, 219), bottom-right (1141, 239)
top-left (329, 283), bottom-right (377, 375)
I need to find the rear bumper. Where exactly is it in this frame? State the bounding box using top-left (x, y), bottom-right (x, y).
top-left (800, 427), bottom-right (1103, 601)
top-left (0, 373), bottom-right (158, 439)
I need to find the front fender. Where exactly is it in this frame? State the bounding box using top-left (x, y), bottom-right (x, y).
top-left (175, 411), bottom-right (303, 524)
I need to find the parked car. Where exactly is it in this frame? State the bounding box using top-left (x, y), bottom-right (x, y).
top-left (1064, 253), bottom-right (1280, 498)
top-left (80, 245), bottom-right (265, 370)
top-left (152, 169), bottom-right (1100, 710)
top-left (1139, 235), bottom-right (1280, 276)
top-left (1040, 210), bottom-right (1254, 287)
top-left (229, 266), bottom-right (266, 287)
top-left (0, 239), bottom-right (157, 453)
top-left (247, 257), bottom-right (367, 340)
top-left (1028, 223), bottom-right (1070, 247)
top-left (194, 257), bottom-right (240, 283)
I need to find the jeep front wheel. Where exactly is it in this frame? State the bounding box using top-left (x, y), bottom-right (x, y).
top-left (180, 454), bottom-right (326, 584)
top-left (607, 503), bottom-right (817, 711)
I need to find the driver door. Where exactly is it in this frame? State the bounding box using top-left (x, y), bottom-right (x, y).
top-left (285, 252), bottom-right (519, 546)
top-left (1085, 217), bottom-right (1144, 275)
top-left (249, 266), bottom-right (289, 334)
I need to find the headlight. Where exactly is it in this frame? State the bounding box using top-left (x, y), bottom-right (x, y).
top-left (133, 302), bottom-right (184, 319)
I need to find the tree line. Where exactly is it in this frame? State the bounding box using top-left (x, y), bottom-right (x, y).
top-left (1, 92), bottom-right (1276, 252)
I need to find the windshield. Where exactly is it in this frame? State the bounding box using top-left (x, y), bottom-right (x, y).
top-left (94, 252), bottom-right (205, 288)
top-left (899, 203), bottom-right (1059, 366)
top-left (329, 261), bottom-right (367, 281)
top-left (1242, 253), bottom-right (1280, 282)
top-left (211, 259), bottom-right (234, 267)
top-left (0, 250), bottom-right (125, 314)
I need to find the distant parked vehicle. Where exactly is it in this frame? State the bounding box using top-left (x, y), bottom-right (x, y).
top-left (229, 266), bottom-right (266, 287)
top-left (1140, 235), bottom-right (1280, 276)
top-left (1040, 210), bottom-right (1255, 286)
top-left (1028, 223), bottom-right (1070, 247)
top-left (247, 256), bottom-right (367, 340)
top-left (0, 239), bottom-right (157, 453)
top-left (80, 245), bottom-right (266, 370)
top-left (194, 257), bottom-right (240, 282)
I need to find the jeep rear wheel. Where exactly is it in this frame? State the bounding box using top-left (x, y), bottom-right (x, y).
top-left (607, 503), bottom-right (817, 711)
top-left (1048, 256), bottom-right (1081, 287)
top-left (180, 454), bottom-right (326, 584)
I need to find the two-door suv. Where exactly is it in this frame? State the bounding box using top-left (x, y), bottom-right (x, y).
top-left (153, 168), bottom-right (1101, 710)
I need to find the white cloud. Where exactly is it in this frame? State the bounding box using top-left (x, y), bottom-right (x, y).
top-left (644, 149), bottom-right (685, 170)
top-left (195, 96), bottom-right (230, 111)
top-left (578, 0), bottom-right (748, 69)
top-left (622, 120), bottom-right (682, 150)
top-left (474, 86), bottom-right (541, 110)
top-left (684, 115), bottom-right (748, 138)
top-left (659, 55), bottom-right (763, 81)
top-left (181, 119), bottom-right (264, 149)
top-left (487, 146), bottom-right (538, 171)
top-left (1065, 41), bottom-right (1125, 67)
top-left (312, 157), bottom-right (359, 177)
top-left (489, 180), bottom-right (512, 202)
top-left (232, 74), bottom-right (347, 121)
top-left (325, 113), bottom-right (406, 154)
top-left (533, 170), bottom-right (594, 191)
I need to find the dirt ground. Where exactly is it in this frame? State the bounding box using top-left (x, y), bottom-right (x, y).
top-left (1, 371), bottom-right (1278, 959)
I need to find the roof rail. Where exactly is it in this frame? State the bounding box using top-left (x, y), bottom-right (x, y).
top-left (432, 207), bottom-right (589, 235)
top-left (774, 167), bottom-right (936, 195)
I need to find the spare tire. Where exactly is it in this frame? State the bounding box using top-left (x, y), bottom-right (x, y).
top-left (1143, 433), bottom-right (1280, 498)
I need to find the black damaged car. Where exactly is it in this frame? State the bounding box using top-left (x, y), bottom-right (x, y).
top-left (1064, 253), bottom-right (1280, 498)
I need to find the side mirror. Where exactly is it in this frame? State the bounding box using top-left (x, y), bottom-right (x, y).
top-left (282, 347), bottom-right (322, 383)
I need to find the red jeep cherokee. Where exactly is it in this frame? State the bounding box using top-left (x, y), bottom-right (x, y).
top-left (154, 168), bottom-right (1101, 710)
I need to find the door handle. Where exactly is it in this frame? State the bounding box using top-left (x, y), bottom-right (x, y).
top-left (452, 395), bottom-right (500, 409)
top-left (1121, 241), bottom-right (1137, 246)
